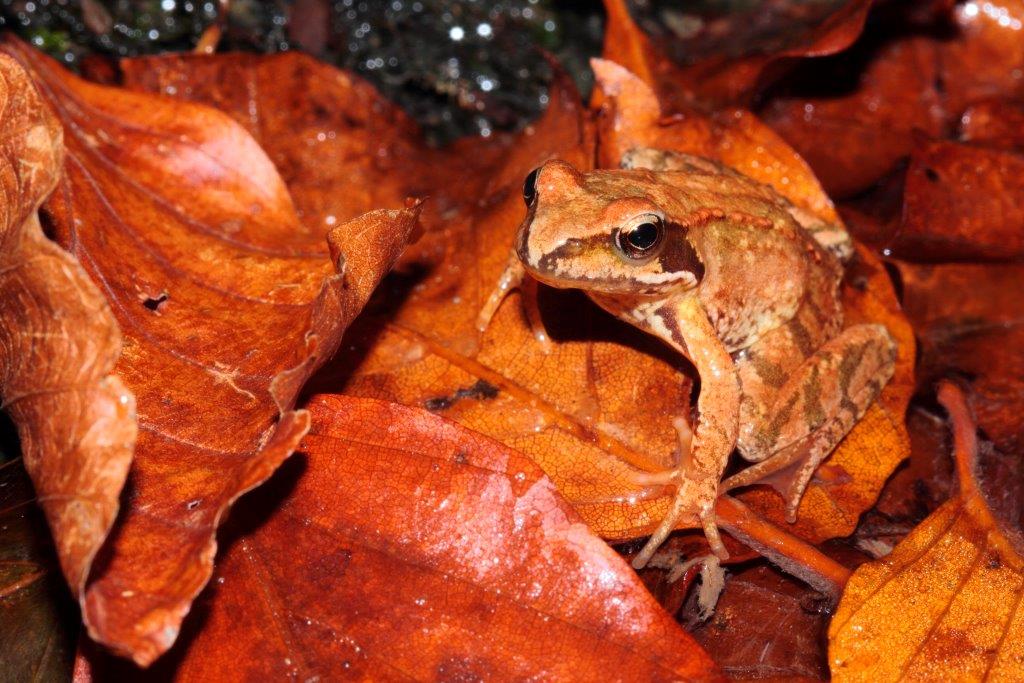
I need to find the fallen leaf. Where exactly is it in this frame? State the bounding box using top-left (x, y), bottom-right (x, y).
top-left (691, 563), bottom-right (832, 681)
top-left (762, 0), bottom-right (1024, 198)
top-left (0, 50), bottom-right (135, 627)
top-left (761, 31), bottom-right (946, 199)
top-left (599, 0), bottom-right (873, 110)
top-left (830, 383), bottom-right (1024, 680)
top-left (937, 0), bottom-right (1024, 118)
top-left (75, 396), bottom-right (722, 682)
top-left (2, 39), bottom-right (418, 665)
top-left (0, 458), bottom-right (77, 683)
top-left (592, 57), bottom-right (841, 223)
top-left (899, 261), bottom-right (1024, 456)
top-left (886, 139), bottom-right (1024, 260)
top-left (119, 51), bottom-right (449, 226)
top-left (851, 406), bottom-right (957, 556)
top-left (959, 98), bottom-right (1024, 150)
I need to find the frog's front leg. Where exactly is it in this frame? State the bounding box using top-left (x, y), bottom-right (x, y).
top-left (724, 323), bottom-right (896, 521)
top-left (630, 296), bottom-right (740, 568)
top-left (476, 250), bottom-right (552, 351)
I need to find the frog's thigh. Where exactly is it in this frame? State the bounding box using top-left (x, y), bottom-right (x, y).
top-left (736, 323), bottom-right (896, 464)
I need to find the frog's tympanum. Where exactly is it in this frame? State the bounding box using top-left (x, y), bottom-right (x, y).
top-left (477, 149), bottom-right (896, 568)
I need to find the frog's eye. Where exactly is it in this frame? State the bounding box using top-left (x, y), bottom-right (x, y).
top-left (523, 167), bottom-right (540, 207)
top-left (615, 215), bottom-right (664, 260)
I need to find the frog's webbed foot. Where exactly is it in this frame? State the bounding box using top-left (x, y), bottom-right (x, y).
top-left (476, 252), bottom-right (552, 353)
top-left (723, 429), bottom-right (837, 523)
top-left (631, 477), bottom-right (727, 569)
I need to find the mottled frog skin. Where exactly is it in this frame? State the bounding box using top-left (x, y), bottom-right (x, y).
top-left (478, 148), bottom-right (896, 567)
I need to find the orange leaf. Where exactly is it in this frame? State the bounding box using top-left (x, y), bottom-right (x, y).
top-left (888, 139), bottom-right (1024, 260)
top-left (763, 1), bottom-right (1024, 199)
top-left (76, 396), bottom-right (722, 682)
top-left (830, 383), bottom-right (1024, 680)
top-left (0, 51), bottom-right (135, 625)
top-left (592, 57), bottom-right (840, 223)
top-left (2, 40), bottom-right (418, 664)
top-left (119, 51), bottom-right (442, 226)
top-left (599, 0), bottom-right (872, 110)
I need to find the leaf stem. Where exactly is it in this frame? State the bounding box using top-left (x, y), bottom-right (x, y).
top-left (716, 495), bottom-right (851, 598)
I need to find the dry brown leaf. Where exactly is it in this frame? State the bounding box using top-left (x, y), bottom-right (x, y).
top-left (763, 1), bottom-right (1024, 198)
top-left (599, 0), bottom-right (873, 110)
top-left (75, 396), bottom-right (722, 682)
top-left (0, 51), bottom-right (135, 623)
top-left (1, 40), bottom-right (418, 665)
top-left (691, 563), bottom-right (832, 681)
top-left (830, 383), bottom-right (1024, 680)
top-left (887, 139), bottom-right (1024, 260)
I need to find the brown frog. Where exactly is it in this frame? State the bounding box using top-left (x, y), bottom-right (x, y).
top-left (477, 148), bottom-right (896, 567)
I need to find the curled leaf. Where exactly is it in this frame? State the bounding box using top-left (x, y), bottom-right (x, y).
top-left (2, 40), bottom-right (417, 664)
top-left (599, 0), bottom-right (873, 109)
top-left (0, 51), bottom-right (135, 619)
top-left (77, 396), bottom-right (722, 682)
top-left (830, 383), bottom-right (1024, 680)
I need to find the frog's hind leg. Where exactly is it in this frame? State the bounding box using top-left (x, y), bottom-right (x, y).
top-left (724, 323), bottom-right (897, 522)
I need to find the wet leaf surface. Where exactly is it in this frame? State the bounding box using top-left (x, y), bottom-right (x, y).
top-left (761, 0), bottom-right (1024, 199)
top-left (830, 384), bottom-right (1024, 680)
top-left (886, 139), bottom-right (1024, 260)
top-left (75, 396), bottom-right (721, 681)
top-left (691, 563), bottom-right (832, 681)
top-left (1, 0), bottom-right (1022, 676)
top-left (601, 0), bottom-right (873, 111)
top-left (1, 39), bottom-right (418, 665)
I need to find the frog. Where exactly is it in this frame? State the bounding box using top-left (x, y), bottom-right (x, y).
top-left (476, 147), bottom-right (897, 568)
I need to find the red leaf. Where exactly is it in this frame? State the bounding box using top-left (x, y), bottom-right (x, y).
top-left (76, 396), bottom-right (722, 681)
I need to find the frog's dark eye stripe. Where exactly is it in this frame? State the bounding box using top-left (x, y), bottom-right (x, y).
top-left (615, 215), bottom-right (664, 260)
top-left (523, 167), bottom-right (540, 207)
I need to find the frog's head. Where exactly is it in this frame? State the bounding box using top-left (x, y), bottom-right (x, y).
top-left (515, 159), bottom-right (704, 296)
